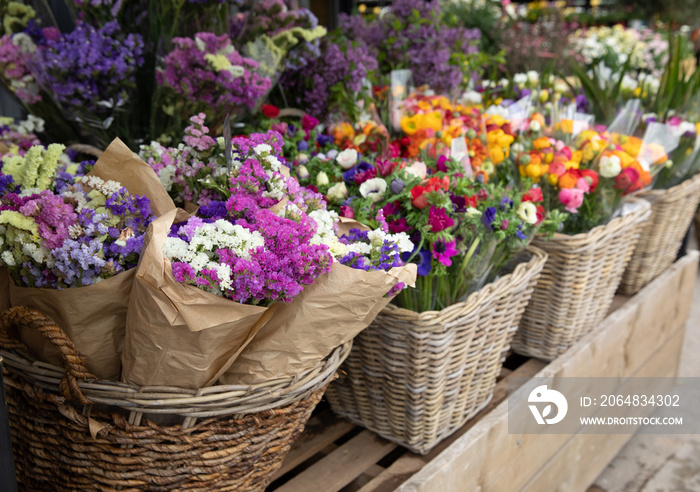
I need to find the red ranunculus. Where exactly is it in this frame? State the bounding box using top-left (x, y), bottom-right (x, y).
top-left (580, 169), bottom-right (599, 192)
top-left (535, 205), bottom-right (546, 225)
top-left (614, 167), bottom-right (639, 192)
top-left (522, 187), bottom-right (543, 203)
top-left (262, 104), bottom-right (280, 119)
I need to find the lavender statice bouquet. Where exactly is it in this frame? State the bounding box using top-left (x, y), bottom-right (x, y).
top-left (277, 35), bottom-right (377, 122)
top-left (0, 172), bottom-right (154, 289)
top-left (339, 0), bottom-right (481, 95)
top-left (156, 32), bottom-right (271, 137)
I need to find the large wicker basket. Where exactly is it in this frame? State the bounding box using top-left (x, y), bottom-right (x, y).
top-left (325, 247), bottom-right (547, 455)
top-left (513, 198), bottom-right (651, 361)
top-left (618, 173), bottom-right (700, 295)
top-left (0, 306), bottom-right (350, 491)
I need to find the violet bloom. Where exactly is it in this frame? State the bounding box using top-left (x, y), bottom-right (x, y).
top-left (343, 161), bottom-right (374, 184)
top-left (428, 206), bottom-right (454, 232)
top-left (482, 207), bottom-right (497, 230)
top-left (401, 246), bottom-right (432, 276)
top-left (390, 178), bottom-right (405, 194)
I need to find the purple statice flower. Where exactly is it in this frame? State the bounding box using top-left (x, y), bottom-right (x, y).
top-left (0, 175), bottom-right (17, 195)
top-left (279, 37), bottom-right (377, 120)
top-left (18, 190), bottom-right (78, 249)
top-left (198, 200), bottom-right (228, 219)
top-left (157, 32), bottom-right (271, 113)
top-left (33, 21), bottom-right (144, 112)
top-left (339, 228), bottom-right (404, 272)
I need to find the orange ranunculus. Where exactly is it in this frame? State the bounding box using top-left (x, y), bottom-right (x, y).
top-left (616, 151), bottom-right (636, 168)
top-left (436, 96), bottom-right (452, 110)
top-left (528, 152), bottom-right (542, 166)
top-left (333, 122), bottom-right (355, 145)
top-left (487, 114), bottom-right (507, 127)
top-left (362, 122), bottom-right (376, 135)
top-left (531, 112), bottom-right (546, 127)
top-left (533, 137), bottom-right (552, 151)
top-left (417, 100), bottom-right (432, 111)
top-left (558, 170), bottom-right (580, 189)
top-left (489, 145), bottom-right (505, 165)
top-left (559, 119), bottom-right (574, 134)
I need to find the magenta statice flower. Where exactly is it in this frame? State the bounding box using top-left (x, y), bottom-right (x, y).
top-left (157, 32), bottom-right (271, 113)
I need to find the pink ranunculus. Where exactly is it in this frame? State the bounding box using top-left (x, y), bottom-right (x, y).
top-left (575, 177), bottom-right (590, 193)
top-left (558, 188), bottom-right (585, 213)
top-left (559, 146), bottom-right (573, 159)
top-left (549, 160), bottom-right (567, 177)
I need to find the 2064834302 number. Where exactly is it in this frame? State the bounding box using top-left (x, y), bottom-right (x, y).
top-left (600, 394), bottom-right (680, 407)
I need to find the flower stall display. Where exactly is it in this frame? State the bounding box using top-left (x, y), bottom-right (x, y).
top-left (0, 143), bottom-right (156, 379)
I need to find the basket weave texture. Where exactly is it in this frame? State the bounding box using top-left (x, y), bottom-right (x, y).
top-left (618, 173), bottom-right (700, 295)
top-left (325, 247), bottom-right (547, 455)
top-left (513, 198), bottom-right (651, 361)
top-left (0, 306), bottom-right (349, 491)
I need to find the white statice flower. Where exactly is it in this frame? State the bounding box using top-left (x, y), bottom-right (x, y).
top-left (387, 232), bottom-right (413, 254)
top-left (264, 154), bottom-right (282, 172)
top-left (336, 148), bottom-right (358, 169)
top-left (228, 65), bottom-right (245, 78)
top-left (253, 143), bottom-right (272, 156)
top-left (80, 175), bottom-right (123, 196)
top-left (345, 241), bottom-right (372, 256)
top-left (308, 209), bottom-right (348, 258)
top-left (214, 263), bottom-right (233, 291)
top-left (212, 166), bottom-right (228, 178)
top-left (163, 237), bottom-right (194, 263)
top-left (157, 165), bottom-right (176, 191)
top-left (12, 33), bottom-right (37, 55)
top-left (262, 175), bottom-right (286, 200)
top-left (1, 251), bottom-right (16, 267)
top-left (195, 37), bottom-right (207, 52)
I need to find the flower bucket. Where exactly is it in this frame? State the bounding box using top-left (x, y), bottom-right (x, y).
top-left (325, 247), bottom-right (547, 455)
top-left (618, 173), bottom-right (700, 295)
top-left (0, 306), bottom-right (349, 491)
top-left (513, 198), bottom-right (651, 361)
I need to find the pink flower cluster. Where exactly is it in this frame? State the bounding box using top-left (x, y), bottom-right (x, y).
top-left (157, 32), bottom-right (271, 110)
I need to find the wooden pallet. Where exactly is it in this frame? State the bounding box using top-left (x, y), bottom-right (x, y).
top-left (268, 251), bottom-right (699, 492)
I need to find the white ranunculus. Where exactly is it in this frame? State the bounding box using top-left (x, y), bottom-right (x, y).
top-left (336, 148), bottom-right (358, 169)
top-left (527, 70), bottom-right (540, 85)
top-left (599, 155), bottom-right (622, 178)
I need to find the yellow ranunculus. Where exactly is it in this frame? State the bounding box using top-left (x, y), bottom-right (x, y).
top-left (417, 101), bottom-right (431, 111)
top-left (489, 146), bottom-right (505, 165)
top-left (401, 115), bottom-right (419, 136)
top-left (548, 173), bottom-right (559, 186)
top-left (564, 160), bottom-right (579, 169)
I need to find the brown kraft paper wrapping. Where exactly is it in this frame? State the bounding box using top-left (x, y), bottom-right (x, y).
top-left (0, 268), bottom-right (10, 313)
top-left (122, 208), bottom-right (273, 388)
top-left (88, 138), bottom-right (176, 217)
top-left (10, 269), bottom-right (135, 381)
top-left (221, 261), bottom-right (417, 385)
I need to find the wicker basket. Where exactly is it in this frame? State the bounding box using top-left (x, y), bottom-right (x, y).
top-left (513, 198), bottom-right (651, 361)
top-left (325, 247), bottom-right (547, 455)
top-left (618, 174), bottom-right (700, 295)
top-left (0, 306), bottom-right (350, 491)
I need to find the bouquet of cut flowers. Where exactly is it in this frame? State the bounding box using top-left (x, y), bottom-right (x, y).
top-left (125, 129), bottom-right (415, 388)
top-left (296, 145), bottom-right (563, 312)
top-left (0, 143), bottom-right (156, 379)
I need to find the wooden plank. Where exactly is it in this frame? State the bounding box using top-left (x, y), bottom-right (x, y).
top-left (274, 430), bottom-right (397, 492)
top-left (272, 408), bottom-right (355, 480)
top-left (519, 325), bottom-right (685, 492)
top-left (356, 359), bottom-right (546, 492)
top-left (393, 252), bottom-right (698, 492)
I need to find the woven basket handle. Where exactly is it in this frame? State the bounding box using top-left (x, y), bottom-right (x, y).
top-left (0, 306), bottom-right (95, 405)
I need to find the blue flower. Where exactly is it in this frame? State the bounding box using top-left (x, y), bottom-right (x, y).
top-left (317, 134), bottom-right (333, 146)
top-left (390, 178), bottom-right (405, 194)
top-left (482, 207), bottom-right (497, 231)
top-left (297, 140), bottom-right (308, 151)
top-left (401, 246), bottom-right (432, 277)
top-left (499, 197), bottom-right (513, 211)
top-left (342, 161), bottom-right (374, 184)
